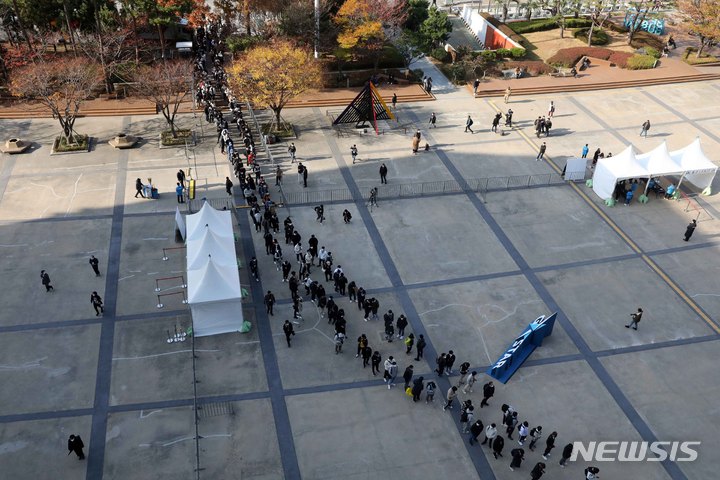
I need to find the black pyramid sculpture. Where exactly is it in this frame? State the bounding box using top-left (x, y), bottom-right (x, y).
top-left (332, 81), bottom-right (395, 134)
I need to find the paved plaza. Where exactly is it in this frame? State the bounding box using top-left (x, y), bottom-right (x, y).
top-left (1, 78), bottom-right (720, 480)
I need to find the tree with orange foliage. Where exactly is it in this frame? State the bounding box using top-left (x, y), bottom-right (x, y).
top-left (678, 0), bottom-right (720, 57)
top-left (10, 58), bottom-right (102, 144)
top-left (227, 40), bottom-right (322, 128)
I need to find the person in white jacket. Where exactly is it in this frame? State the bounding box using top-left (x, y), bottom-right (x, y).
top-left (482, 423), bottom-right (498, 448)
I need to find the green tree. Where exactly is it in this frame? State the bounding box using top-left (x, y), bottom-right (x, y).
top-left (419, 6), bottom-right (451, 49)
top-left (404, 0), bottom-right (429, 30)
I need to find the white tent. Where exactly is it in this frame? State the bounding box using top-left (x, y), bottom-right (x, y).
top-left (187, 258), bottom-right (243, 336)
top-left (592, 145), bottom-right (648, 200)
top-left (186, 202), bottom-right (234, 242)
top-left (636, 141), bottom-right (683, 177)
top-left (670, 138), bottom-right (718, 194)
top-left (185, 202), bottom-right (243, 337)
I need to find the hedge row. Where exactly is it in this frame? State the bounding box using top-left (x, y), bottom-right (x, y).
top-left (626, 54), bottom-right (657, 70)
top-left (509, 17), bottom-right (592, 34)
top-left (547, 47), bottom-right (636, 68)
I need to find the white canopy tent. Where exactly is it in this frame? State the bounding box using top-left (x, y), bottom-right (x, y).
top-left (185, 202), bottom-right (243, 337)
top-left (592, 140), bottom-right (717, 200)
top-left (670, 138), bottom-right (718, 195)
top-left (592, 145), bottom-right (648, 200)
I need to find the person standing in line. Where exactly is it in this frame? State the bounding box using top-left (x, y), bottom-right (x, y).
top-left (581, 144), bottom-right (589, 159)
top-left (463, 371), bottom-right (478, 394)
top-left (412, 135), bottom-right (420, 155)
top-left (404, 333), bottom-right (414, 355)
top-left (89, 255), bottom-right (101, 276)
top-left (356, 334), bottom-right (369, 358)
top-left (379, 163), bottom-right (388, 184)
top-left (283, 320), bottom-right (295, 347)
top-left (351, 144), bottom-right (358, 164)
top-left (396, 314), bottom-right (408, 339)
top-left (445, 350), bottom-right (456, 374)
top-left (684, 219), bottom-right (697, 241)
top-left (480, 381), bottom-right (495, 407)
top-left (492, 435), bottom-right (505, 459)
top-left (530, 462), bottom-right (546, 480)
top-left (504, 86), bottom-right (512, 104)
top-left (297, 163), bottom-right (304, 184)
top-left (225, 177), bottom-right (233, 196)
top-left (392, 93), bottom-right (397, 109)
top-left (275, 166), bottom-right (283, 187)
top-left (542, 431), bottom-right (557, 460)
top-left (414, 334), bottom-right (426, 361)
top-left (505, 411), bottom-right (519, 440)
top-left (90, 291), bottom-right (104, 316)
top-left (559, 443), bottom-right (573, 467)
top-left (640, 119), bottom-right (651, 137)
top-left (281, 260), bottom-right (292, 282)
top-left (334, 331), bottom-right (345, 354)
top-left (383, 355), bottom-right (394, 384)
top-left (292, 295), bottom-right (303, 321)
top-left (442, 386), bottom-right (458, 411)
top-left (625, 307), bottom-right (643, 330)
top-left (482, 423), bottom-right (498, 448)
top-left (387, 359), bottom-right (398, 389)
top-left (67, 434), bottom-right (85, 460)
top-left (347, 281), bottom-right (357, 302)
top-left (465, 115), bottom-right (474, 133)
top-left (371, 350), bottom-right (382, 376)
top-left (435, 352), bottom-right (447, 376)
top-left (536, 142), bottom-right (547, 161)
top-left (425, 380), bottom-right (436, 403)
top-left (528, 425), bottom-right (543, 451)
top-left (457, 362), bottom-right (471, 386)
top-left (264, 290), bottom-right (276, 316)
top-left (468, 419), bottom-right (484, 445)
top-left (548, 101), bottom-right (555, 117)
top-left (411, 376), bottom-right (424, 402)
top-left (429, 112), bottom-right (436, 128)
top-left (518, 421), bottom-right (530, 445)
top-left (41, 270), bottom-right (54, 292)
top-left (509, 447), bottom-right (524, 471)
top-left (402, 364), bottom-right (414, 389)
top-left (288, 142), bottom-right (297, 163)
top-left (461, 405), bottom-right (475, 433)
top-left (361, 345), bottom-right (373, 368)
top-left (302, 164), bottom-right (308, 188)
top-left (176, 182), bottom-right (185, 203)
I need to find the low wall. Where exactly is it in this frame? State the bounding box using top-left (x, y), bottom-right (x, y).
top-left (460, 6), bottom-right (523, 50)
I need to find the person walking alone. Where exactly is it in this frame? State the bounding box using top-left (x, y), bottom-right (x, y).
top-left (264, 290), bottom-right (276, 316)
top-left (504, 86), bottom-right (512, 104)
top-left (351, 144), bottom-right (358, 164)
top-left (379, 163), bottom-right (388, 184)
top-left (465, 115), bottom-right (474, 133)
top-left (89, 255), bottom-right (101, 276)
top-left (429, 112), bottom-right (436, 128)
top-left (640, 119), bottom-right (651, 137)
top-left (41, 270), bottom-right (54, 292)
top-left (684, 219), bottom-right (697, 241)
top-left (283, 320), bottom-right (295, 347)
top-left (536, 142), bottom-right (547, 161)
top-left (581, 144), bottom-right (589, 159)
top-left (288, 142), bottom-right (297, 163)
top-left (67, 434), bottom-right (85, 460)
top-left (176, 182), bottom-right (185, 203)
top-left (90, 291), bottom-right (104, 316)
top-left (625, 307), bottom-right (643, 330)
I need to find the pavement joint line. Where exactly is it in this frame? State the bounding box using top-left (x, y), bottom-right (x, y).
top-left (232, 191), bottom-right (302, 480)
top-left (640, 89), bottom-right (720, 145)
top-left (488, 100), bottom-right (720, 336)
top-left (315, 106), bottom-right (498, 480)
top-left (0, 155), bottom-right (18, 205)
top-left (406, 106), bottom-right (689, 480)
top-left (86, 116), bottom-right (131, 480)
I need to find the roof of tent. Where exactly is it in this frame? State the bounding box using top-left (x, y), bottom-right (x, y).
top-left (186, 228), bottom-right (238, 270)
top-left (186, 202), bottom-right (234, 242)
top-left (597, 145), bottom-right (648, 179)
top-left (636, 141), bottom-right (683, 176)
top-left (670, 138), bottom-right (718, 175)
top-left (187, 257), bottom-right (242, 304)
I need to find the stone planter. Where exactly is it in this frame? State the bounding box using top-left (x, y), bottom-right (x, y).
top-left (109, 133), bottom-right (138, 149)
top-left (0, 138), bottom-right (30, 154)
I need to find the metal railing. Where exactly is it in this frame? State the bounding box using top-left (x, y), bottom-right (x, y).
top-left (187, 197), bottom-right (234, 213)
top-left (281, 173), bottom-right (565, 205)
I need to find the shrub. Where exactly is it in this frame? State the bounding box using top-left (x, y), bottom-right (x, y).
top-left (629, 31), bottom-right (665, 51)
top-left (626, 54), bottom-right (657, 69)
top-left (502, 60), bottom-right (553, 76)
top-left (573, 28), bottom-right (610, 46)
top-left (480, 50), bottom-right (497, 61)
top-left (496, 48), bottom-right (512, 58)
top-left (431, 47), bottom-right (448, 62)
top-left (510, 47), bottom-right (526, 59)
top-left (546, 47), bottom-right (613, 67)
top-left (227, 35), bottom-right (260, 53)
top-left (510, 17), bottom-right (591, 34)
top-left (411, 68), bottom-right (425, 82)
top-left (448, 63), bottom-right (468, 84)
top-left (608, 51), bottom-right (633, 68)
top-left (644, 47), bottom-right (661, 59)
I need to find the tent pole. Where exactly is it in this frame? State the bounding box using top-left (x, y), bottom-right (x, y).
top-left (643, 177), bottom-right (651, 195)
top-left (677, 172), bottom-right (686, 190)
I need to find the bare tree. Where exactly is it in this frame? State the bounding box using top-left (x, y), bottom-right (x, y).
top-left (586, 0), bottom-right (613, 46)
top-left (10, 58), bottom-right (102, 144)
top-left (132, 60), bottom-right (193, 137)
top-left (626, 0), bottom-right (654, 45)
top-left (76, 28), bottom-right (134, 94)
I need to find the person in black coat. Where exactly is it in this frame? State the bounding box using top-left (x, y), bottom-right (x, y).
top-left (559, 443), bottom-right (573, 467)
top-left (468, 419), bottom-right (484, 445)
top-left (509, 448), bottom-right (524, 470)
top-left (480, 381), bottom-right (495, 407)
top-left (414, 334), bottom-right (426, 361)
top-left (530, 462), bottom-right (546, 479)
top-left (445, 350), bottom-right (456, 374)
top-left (67, 434), bottom-right (85, 459)
top-left (684, 219), bottom-right (697, 241)
top-left (492, 435), bottom-right (505, 459)
top-left (402, 365), bottom-right (414, 389)
top-left (282, 320), bottom-right (295, 347)
top-left (411, 376), bottom-right (424, 402)
top-left (542, 431), bottom-right (557, 459)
